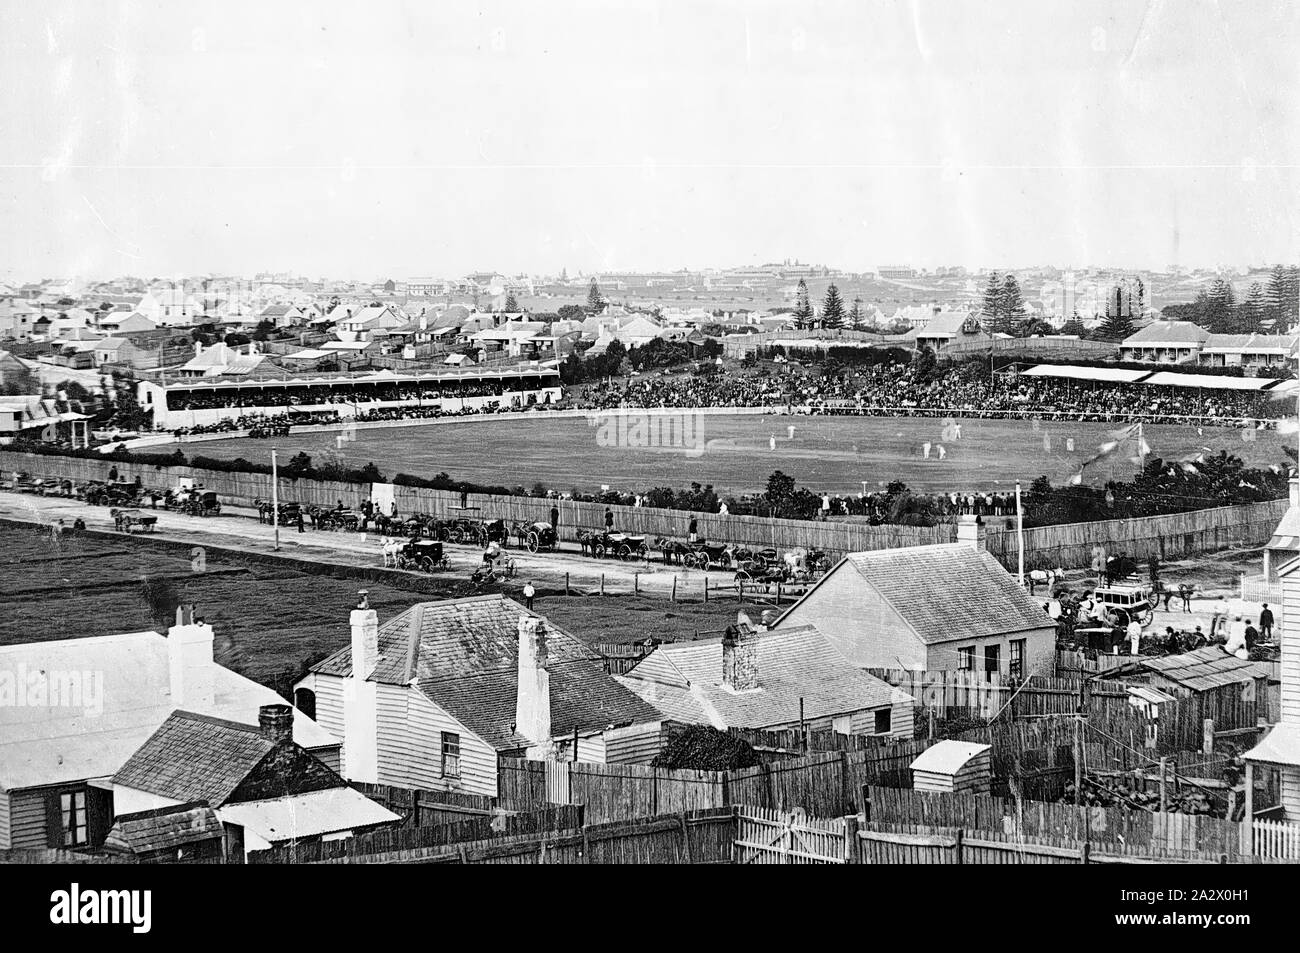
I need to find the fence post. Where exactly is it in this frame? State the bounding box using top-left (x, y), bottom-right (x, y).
top-left (679, 812), bottom-right (693, 864)
top-left (565, 571), bottom-right (570, 596)
top-left (634, 572), bottom-right (639, 595)
top-left (954, 827), bottom-right (964, 864)
top-left (600, 573), bottom-right (605, 596)
top-left (1202, 718), bottom-right (1214, 755)
top-left (671, 576), bottom-right (677, 602)
top-left (1080, 841), bottom-right (1090, 864)
top-left (704, 577), bottom-right (708, 603)
top-left (842, 814), bottom-right (859, 865)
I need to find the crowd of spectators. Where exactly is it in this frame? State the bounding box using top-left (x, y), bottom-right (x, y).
top-left (170, 377), bottom-right (542, 412)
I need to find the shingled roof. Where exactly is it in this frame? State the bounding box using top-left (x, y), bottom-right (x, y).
top-left (113, 711), bottom-right (277, 806)
top-left (102, 802), bottom-right (222, 856)
top-left (310, 595), bottom-right (661, 751)
top-left (789, 544), bottom-right (1052, 644)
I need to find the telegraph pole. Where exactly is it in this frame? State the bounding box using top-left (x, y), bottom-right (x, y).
top-left (271, 446), bottom-right (280, 551)
top-left (1015, 480), bottom-right (1025, 586)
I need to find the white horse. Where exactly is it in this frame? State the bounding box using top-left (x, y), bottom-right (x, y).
top-left (380, 536), bottom-right (405, 568)
top-left (1027, 567), bottom-right (1064, 594)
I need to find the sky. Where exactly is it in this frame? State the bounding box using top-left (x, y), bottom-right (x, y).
top-left (1, 0), bottom-right (1297, 281)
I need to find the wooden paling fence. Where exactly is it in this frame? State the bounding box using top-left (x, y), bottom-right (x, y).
top-left (1, 448), bottom-right (1286, 572)
top-left (733, 806), bottom-right (853, 864)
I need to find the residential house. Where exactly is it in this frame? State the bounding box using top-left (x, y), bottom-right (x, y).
top-left (256, 304), bottom-right (306, 329)
top-left (95, 311), bottom-right (158, 336)
top-left (101, 802), bottom-right (225, 864)
top-left (0, 606), bottom-right (339, 850)
top-left (1118, 321), bottom-right (1210, 363)
top-left (335, 305), bottom-right (407, 343)
top-left (0, 299), bottom-right (40, 341)
top-left (774, 517), bottom-right (1056, 678)
top-left (176, 341), bottom-right (270, 379)
top-left (914, 311), bottom-right (989, 352)
top-left (112, 705), bottom-right (399, 859)
top-left (295, 594), bottom-right (665, 798)
top-left (1104, 646), bottom-right (1279, 726)
top-left (1197, 333), bottom-right (1299, 370)
top-left (1245, 515), bottom-right (1300, 822)
top-left (616, 617), bottom-right (916, 737)
top-left (136, 288), bottom-right (203, 327)
top-left (94, 337), bottom-right (152, 370)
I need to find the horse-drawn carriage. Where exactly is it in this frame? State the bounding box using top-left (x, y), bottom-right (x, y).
top-left (512, 520), bottom-right (558, 553)
top-left (85, 481), bottom-right (141, 507)
top-left (109, 508), bottom-right (157, 533)
top-left (470, 551), bottom-right (518, 584)
top-left (1092, 582), bottom-right (1159, 628)
top-left (578, 529), bottom-right (649, 561)
top-left (683, 540), bottom-right (735, 570)
top-left (395, 539), bottom-right (449, 573)
top-left (181, 490), bottom-right (221, 517)
top-left (311, 506), bottom-right (359, 532)
top-left (734, 547), bottom-right (833, 589)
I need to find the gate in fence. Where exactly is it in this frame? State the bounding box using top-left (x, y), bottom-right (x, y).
top-left (733, 807), bottom-right (851, 864)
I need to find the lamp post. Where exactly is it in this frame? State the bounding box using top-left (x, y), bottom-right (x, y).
top-left (271, 446), bottom-right (280, 552)
top-left (1015, 479), bottom-right (1025, 586)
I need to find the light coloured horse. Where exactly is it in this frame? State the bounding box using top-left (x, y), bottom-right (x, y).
top-left (380, 535), bottom-right (405, 568)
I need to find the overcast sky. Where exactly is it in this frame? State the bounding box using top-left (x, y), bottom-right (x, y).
top-left (1, 0), bottom-right (1297, 281)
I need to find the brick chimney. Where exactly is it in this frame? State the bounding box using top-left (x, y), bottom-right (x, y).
top-left (957, 514), bottom-right (986, 551)
top-left (515, 615), bottom-right (551, 745)
top-left (167, 604), bottom-right (215, 710)
top-left (258, 703), bottom-right (294, 746)
top-left (722, 615), bottom-right (759, 692)
top-left (350, 590), bottom-right (379, 679)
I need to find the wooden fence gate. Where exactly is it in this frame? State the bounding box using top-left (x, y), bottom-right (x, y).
top-left (733, 807), bottom-right (851, 864)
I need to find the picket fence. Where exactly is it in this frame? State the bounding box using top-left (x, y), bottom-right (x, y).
top-left (0, 448), bottom-right (1285, 572)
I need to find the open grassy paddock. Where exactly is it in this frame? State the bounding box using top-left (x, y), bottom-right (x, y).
top-left (1, 523), bottom-right (766, 688)
top-left (180, 412), bottom-right (1289, 496)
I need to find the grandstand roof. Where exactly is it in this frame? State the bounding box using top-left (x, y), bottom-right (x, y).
top-left (1021, 364), bottom-right (1150, 383)
top-left (1141, 371), bottom-right (1277, 391)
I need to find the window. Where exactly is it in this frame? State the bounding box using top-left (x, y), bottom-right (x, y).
top-left (958, 646), bottom-right (975, 671)
top-left (61, 791), bottom-right (87, 847)
top-left (1009, 639), bottom-right (1026, 680)
top-left (874, 709), bottom-right (892, 735)
top-left (984, 645), bottom-right (1001, 682)
top-left (441, 732), bottom-right (461, 779)
top-left (832, 715), bottom-right (852, 735)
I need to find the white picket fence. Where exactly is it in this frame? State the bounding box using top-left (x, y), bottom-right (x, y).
top-left (1253, 817), bottom-right (1300, 861)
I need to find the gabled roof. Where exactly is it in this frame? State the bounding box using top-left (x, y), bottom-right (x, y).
top-left (615, 624), bottom-right (912, 729)
top-left (216, 787), bottom-right (398, 841)
top-left (102, 802), bottom-right (223, 855)
top-left (113, 710), bottom-right (279, 805)
top-left (309, 594), bottom-right (660, 751)
top-left (0, 631), bottom-right (337, 791)
top-left (917, 311), bottom-right (980, 337)
top-left (783, 544), bottom-right (1052, 644)
top-left (1122, 321), bottom-right (1210, 345)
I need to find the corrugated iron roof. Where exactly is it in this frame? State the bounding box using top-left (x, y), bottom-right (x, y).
top-left (910, 740), bottom-right (991, 774)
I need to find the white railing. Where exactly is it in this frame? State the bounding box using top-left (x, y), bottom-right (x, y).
top-left (1240, 573), bottom-right (1283, 605)
top-left (1253, 816), bottom-right (1300, 861)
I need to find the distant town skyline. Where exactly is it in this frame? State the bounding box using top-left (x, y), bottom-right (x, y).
top-left (2, 1), bottom-right (1297, 280)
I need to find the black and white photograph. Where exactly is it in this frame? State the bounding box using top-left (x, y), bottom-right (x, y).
top-left (0, 0), bottom-right (1293, 927)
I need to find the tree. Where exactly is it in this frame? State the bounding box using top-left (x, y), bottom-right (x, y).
top-left (1204, 278), bottom-right (1237, 333)
top-left (1000, 274), bottom-right (1026, 334)
top-left (1266, 264), bottom-right (1300, 328)
top-left (912, 345), bottom-right (938, 383)
top-left (586, 279), bottom-right (605, 313)
top-left (849, 297), bottom-right (867, 330)
top-left (1059, 315), bottom-right (1088, 337)
top-left (764, 470), bottom-right (797, 517)
top-left (1241, 282), bottom-right (1267, 333)
top-left (979, 271), bottom-right (1003, 333)
top-left (1097, 308), bottom-right (1136, 341)
top-left (557, 304), bottom-right (585, 323)
top-left (821, 284), bottom-right (846, 329)
top-left (793, 279), bottom-right (813, 330)
top-left (503, 293), bottom-right (520, 313)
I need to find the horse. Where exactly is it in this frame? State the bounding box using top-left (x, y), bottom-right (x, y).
top-left (1104, 555), bottom-right (1140, 584)
top-left (380, 536), bottom-right (405, 568)
top-left (1027, 567), bottom-right (1064, 595)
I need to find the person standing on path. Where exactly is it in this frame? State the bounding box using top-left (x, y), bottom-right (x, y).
top-left (550, 505), bottom-right (559, 533)
top-left (296, 510), bottom-right (305, 534)
top-left (1259, 603), bottom-right (1274, 641)
top-left (523, 581), bottom-right (536, 611)
top-left (1127, 618), bottom-right (1143, 655)
top-left (1210, 596), bottom-right (1230, 638)
top-left (688, 514), bottom-right (698, 543)
top-left (605, 507), bottom-right (614, 531)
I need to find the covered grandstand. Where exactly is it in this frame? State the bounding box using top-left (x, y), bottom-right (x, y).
top-left (139, 364), bottom-right (563, 429)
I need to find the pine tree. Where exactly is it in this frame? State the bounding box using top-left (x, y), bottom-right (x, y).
top-left (793, 279), bottom-right (813, 330)
top-left (980, 271), bottom-right (1003, 334)
top-left (1097, 308), bottom-right (1136, 341)
top-left (1204, 278), bottom-right (1237, 333)
top-left (848, 297), bottom-right (866, 329)
top-left (1000, 274), bottom-right (1026, 335)
top-left (1241, 282), bottom-right (1266, 333)
top-left (1266, 265), bottom-right (1288, 326)
top-left (821, 284), bottom-right (846, 329)
top-left (503, 293), bottom-right (519, 313)
top-left (586, 279), bottom-right (604, 313)
top-left (1060, 314), bottom-right (1088, 337)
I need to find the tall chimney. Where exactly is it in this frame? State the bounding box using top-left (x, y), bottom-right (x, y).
top-left (515, 615), bottom-right (551, 744)
top-left (722, 617), bottom-right (759, 692)
top-left (258, 703), bottom-right (294, 746)
top-left (168, 604), bottom-right (215, 710)
top-left (350, 591), bottom-right (380, 679)
top-left (957, 514), bottom-right (986, 551)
